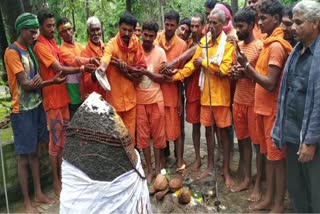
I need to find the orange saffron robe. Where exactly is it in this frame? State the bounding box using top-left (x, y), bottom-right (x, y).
top-left (254, 27), bottom-right (292, 116)
top-left (60, 42), bottom-right (90, 104)
top-left (80, 40), bottom-right (105, 100)
top-left (155, 32), bottom-right (187, 108)
top-left (100, 33), bottom-right (147, 112)
top-left (34, 34), bottom-right (70, 111)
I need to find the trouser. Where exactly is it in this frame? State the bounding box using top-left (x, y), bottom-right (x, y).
top-left (287, 142), bottom-right (320, 213)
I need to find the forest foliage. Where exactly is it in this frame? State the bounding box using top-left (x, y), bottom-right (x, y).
top-left (0, 0), bottom-right (298, 82)
top-left (2, 0), bottom-right (297, 44)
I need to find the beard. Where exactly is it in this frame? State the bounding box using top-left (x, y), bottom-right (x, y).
top-left (237, 32), bottom-right (249, 41)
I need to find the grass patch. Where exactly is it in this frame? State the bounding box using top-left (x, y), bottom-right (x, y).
top-left (0, 124), bottom-right (13, 145)
top-left (0, 101), bottom-right (11, 120)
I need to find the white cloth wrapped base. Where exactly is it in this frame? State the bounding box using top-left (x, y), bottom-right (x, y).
top-left (60, 150), bottom-right (151, 214)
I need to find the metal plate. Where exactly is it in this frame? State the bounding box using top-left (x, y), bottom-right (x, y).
top-left (95, 69), bottom-right (111, 91)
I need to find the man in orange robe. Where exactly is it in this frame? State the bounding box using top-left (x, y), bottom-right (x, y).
top-left (155, 10), bottom-right (187, 170)
top-left (237, 0), bottom-right (292, 212)
top-left (57, 17), bottom-right (99, 117)
top-left (184, 13), bottom-right (204, 172)
top-left (80, 16), bottom-right (105, 100)
top-left (97, 12), bottom-right (147, 145)
top-left (230, 9), bottom-right (263, 201)
top-left (34, 9), bottom-right (95, 196)
top-left (136, 20), bottom-right (168, 183)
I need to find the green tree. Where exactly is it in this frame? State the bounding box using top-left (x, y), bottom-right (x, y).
top-left (0, 9), bottom-right (8, 81)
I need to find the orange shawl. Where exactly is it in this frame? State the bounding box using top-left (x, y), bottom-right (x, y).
top-left (80, 40), bottom-right (105, 100)
top-left (256, 27), bottom-right (292, 76)
top-left (37, 34), bottom-right (63, 64)
top-left (156, 31), bottom-right (178, 53)
top-left (101, 33), bottom-right (146, 112)
top-left (81, 40), bottom-right (104, 58)
top-left (114, 32), bottom-right (146, 67)
top-left (254, 27), bottom-right (292, 115)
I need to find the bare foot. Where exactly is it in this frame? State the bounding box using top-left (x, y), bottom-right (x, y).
top-left (189, 160), bottom-right (201, 172)
top-left (34, 193), bottom-right (55, 204)
top-left (235, 163), bottom-right (244, 178)
top-left (24, 202), bottom-right (39, 213)
top-left (148, 184), bottom-right (156, 195)
top-left (249, 199), bottom-right (272, 211)
top-left (269, 204), bottom-right (284, 213)
top-left (230, 179), bottom-right (251, 192)
top-left (248, 188), bottom-right (262, 202)
top-left (146, 172), bottom-right (154, 184)
top-left (224, 175), bottom-right (235, 188)
top-left (54, 181), bottom-right (62, 197)
top-left (197, 169), bottom-right (213, 180)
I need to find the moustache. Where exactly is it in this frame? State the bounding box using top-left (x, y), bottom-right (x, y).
top-left (122, 36), bottom-right (130, 40)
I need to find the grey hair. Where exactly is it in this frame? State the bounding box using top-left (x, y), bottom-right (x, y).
top-left (293, 0), bottom-right (320, 22)
top-left (86, 16), bottom-right (101, 29)
top-left (210, 8), bottom-right (227, 22)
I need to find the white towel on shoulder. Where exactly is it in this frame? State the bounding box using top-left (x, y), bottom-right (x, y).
top-left (199, 31), bottom-right (227, 91)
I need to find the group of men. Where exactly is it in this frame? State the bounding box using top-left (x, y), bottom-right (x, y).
top-left (4, 0), bottom-right (320, 212)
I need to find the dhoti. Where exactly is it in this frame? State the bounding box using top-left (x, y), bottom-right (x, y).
top-left (60, 150), bottom-right (152, 214)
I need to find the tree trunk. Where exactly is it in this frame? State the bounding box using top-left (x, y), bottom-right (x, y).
top-left (85, 0), bottom-right (90, 20)
top-left (231, 0), bottom-right (239, 14)
top-left (70, 0), bottom-right (76, 31)
top-left (231, 0), bottom-right (238, 14)
top-left (126, 0), bottom-right (131, 12)
top-left (22, 0), bottom-right (33, 12)
top-left (0, 0), bottom-right (25, 43)
top-left (159, 0), bottom-right (164, 29)
top-left (0, 9), bottom-right (9, 82)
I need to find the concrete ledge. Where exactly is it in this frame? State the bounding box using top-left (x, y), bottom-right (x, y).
top-left (0, 126), bottom-right (52, 209)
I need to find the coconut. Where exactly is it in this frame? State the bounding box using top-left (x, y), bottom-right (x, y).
top-left (153, 174), bottom-right (169, 191)
top-left (169, 176), bottom-right (182, 192)
top-left (178, 187), bottom-right (191, 204)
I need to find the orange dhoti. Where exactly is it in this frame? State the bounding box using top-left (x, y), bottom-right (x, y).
top-left (47, 105), bottom-right (70, 156)
top-left (233, 102), bottom-right (258, 143)
top-left (117, 106), bottom-right (137, 146)
top-left (256, 113), bottom-right (286, 160)
top-left (186, 100), bottom-right (201, 124)
top-left (164, 106), bottom-right (181, 141)
top-left (136, 101), bottom-right (166, 149)
top-left (200, 105), bottom-right (232, 128)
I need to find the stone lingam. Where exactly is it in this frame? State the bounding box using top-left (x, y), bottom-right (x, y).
top-left (63, 92), bottom-right (143, 181)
